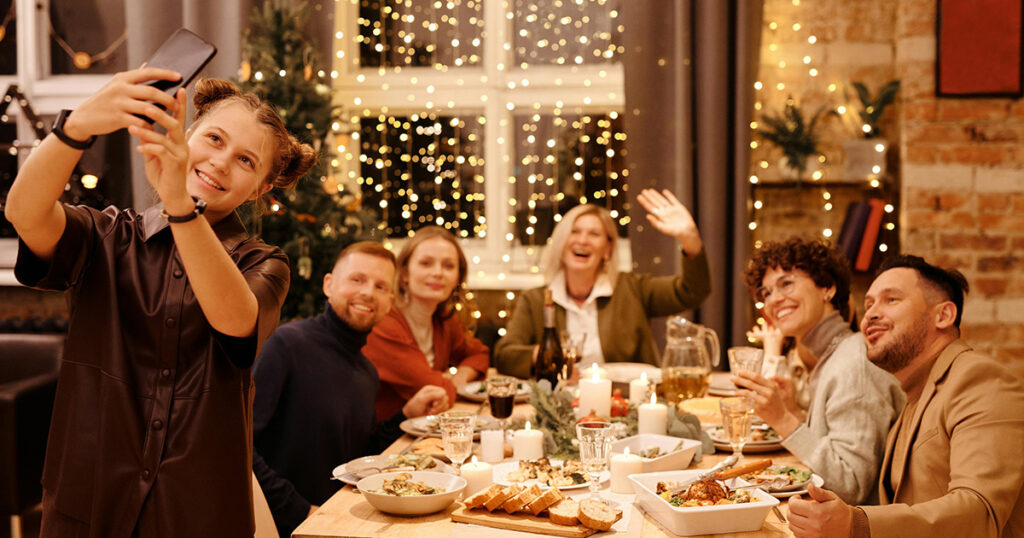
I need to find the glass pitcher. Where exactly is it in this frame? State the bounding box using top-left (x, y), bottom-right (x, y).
top-left (660, 316), bottom-right (721, 404)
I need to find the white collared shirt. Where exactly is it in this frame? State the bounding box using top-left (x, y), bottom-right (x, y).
top-left (548, 270), bottom-right (613, 365)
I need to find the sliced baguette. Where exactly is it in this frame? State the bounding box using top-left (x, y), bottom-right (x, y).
top-left (464, 484), bottom-right (504, 510)
top-left (578, 499), bottom-right (623, 531)
top-left (503, 484), bottom-right (543, 514)
top-left (484, 484), bottom-right (523, 512)
top-left (547, 499), bottom-right (580, 526)
top-left (525, 487), bottom-right (564, 516)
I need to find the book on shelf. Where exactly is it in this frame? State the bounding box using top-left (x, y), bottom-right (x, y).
top-left (836, 201), bottom-right (872, 266)
top-left (855, 199), bottom-right (886, 272)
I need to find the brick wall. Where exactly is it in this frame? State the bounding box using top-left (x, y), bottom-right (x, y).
top-left (897, 0), bottom-right (1024, 376)
top-left (755, 0), bottom-right (1024, 376)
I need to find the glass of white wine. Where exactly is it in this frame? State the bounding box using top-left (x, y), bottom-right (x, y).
top-left (439, 411), bottom-right (475, 470)
top-left (719, 396), bottom-right (755, 459)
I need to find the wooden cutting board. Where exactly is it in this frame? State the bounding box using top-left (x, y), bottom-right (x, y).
top-left (450, 504), bottom-right (597, 538)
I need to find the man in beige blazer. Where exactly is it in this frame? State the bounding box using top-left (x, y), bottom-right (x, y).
top-left (787, 255), bottom-right (1024, 538)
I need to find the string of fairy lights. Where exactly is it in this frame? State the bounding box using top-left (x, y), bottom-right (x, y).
top-left (749, 0), bottom-right (896, 259)
top-left (330, 0), bottom-right (626, 331)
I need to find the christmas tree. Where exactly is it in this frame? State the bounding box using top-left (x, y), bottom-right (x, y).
top-left (239, 0), bottom-right (376, 320)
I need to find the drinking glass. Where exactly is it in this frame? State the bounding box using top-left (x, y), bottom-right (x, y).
top-left (575, 421), bottom-right (615, 505)
top-left (719, 396), bottom-right (755, 460)
top-left (560, 331), bottom-right (587, 366)
top-left (486, 377), bottom-right (517, 431)
top-left (728, 346), bottom-right (764, 377)
top-left (439, 411), bottom-right (475, 469)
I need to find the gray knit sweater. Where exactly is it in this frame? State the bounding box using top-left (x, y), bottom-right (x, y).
top-left (781, 312), bottom-right (906, 505)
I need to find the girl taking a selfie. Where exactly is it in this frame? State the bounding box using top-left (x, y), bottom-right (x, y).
top-left (5, 67), bottom-right (315, 537)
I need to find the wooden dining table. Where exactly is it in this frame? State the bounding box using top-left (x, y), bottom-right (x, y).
top-left (293, 400), bottom-right (801, 538)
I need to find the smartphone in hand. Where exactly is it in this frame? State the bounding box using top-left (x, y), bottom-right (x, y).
top-left (137, 28), bottom-right (217, 123)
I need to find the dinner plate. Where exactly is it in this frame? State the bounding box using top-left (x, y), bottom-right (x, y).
top-left (491, 459), bottom-right (610, 490)
top-left (331, 454), bottom-right (454, 486)
top-left (764, 473), bottom-right (824, 498)
top-left (604, 363), bottom-right (662, 384)
top-left (708, 424), bottom-right (784, 453)
top-left (456, 380), bottom-right (531, 403)
top-left (708, 372), bottom-right (738, 397)
top-left (399, 415), bottom-right (497, 439)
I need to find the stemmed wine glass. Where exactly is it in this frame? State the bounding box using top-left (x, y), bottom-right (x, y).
top-left (719, 396), bottom-right (755, 460)
top-left (559, 331), bottom-right (587, 384)
top-left (575, 421), bottom-right (615, 506)
top-left (486, 377), bottom-right (517, 432)
top-left (439, 411), bottom-right (475, 470)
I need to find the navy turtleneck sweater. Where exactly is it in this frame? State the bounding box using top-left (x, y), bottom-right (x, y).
top-left (252, 305), bottom-right (404, 536)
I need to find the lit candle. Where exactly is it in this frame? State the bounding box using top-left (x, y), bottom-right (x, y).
top-left (480, 429), bottom-right (505, 463)
top-left (610, 447), bottom-right (643, 494)
top-left (582, 362), bottom-right (608, 379)
top-left (638, 393), bottom-right (668, 435)
top-left (460, 456), bottom-right (493, 497)
top-left (578, 368), bottom-right (612, 418)
top-left (513, 421), bottom-right (544, 461)
top-left (629, 372), bottom-right (650, 404)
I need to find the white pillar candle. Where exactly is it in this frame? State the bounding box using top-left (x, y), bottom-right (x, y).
top-left (578, 368), bottom-right (612, 418)
top-left (629, 372), bottom-right (650, 404)
top-left (460, 456), bottom-right (493, 498)
top-left (480, 429), bottom-right (505, 463)
top-left (513, 421), bottom-right (544, 461)
top-left (610, 447), bottom-right (644, 493)
top-left (638, 393), bottom-right (668, 435)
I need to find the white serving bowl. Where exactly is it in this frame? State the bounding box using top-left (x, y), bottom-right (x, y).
top-left (356, 471), bottom-right (466, 516)
top-left (629, 470), bottom-right (779, 536)
top-left (611, 434), bottom-right (701, 473)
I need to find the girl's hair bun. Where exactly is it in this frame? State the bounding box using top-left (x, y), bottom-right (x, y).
top-left (193, 78), bottom-right (242, 117)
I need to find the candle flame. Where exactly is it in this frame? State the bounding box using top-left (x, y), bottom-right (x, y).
top-left (471, 455), bottom-right (478, 463)
top-left (650, 393), bottom-right (657, 405)
top-left (624, 446), bottom-right (631, 456)
top-left (592, 367), bottom-right (600, 382)
top-left (640, 372), bottom-right (647, 382)
top-left (525, 421), bottom-right (532, 430)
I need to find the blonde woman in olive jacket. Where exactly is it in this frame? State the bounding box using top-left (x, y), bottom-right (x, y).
top-left (494, 191), bottom-right (711, 379)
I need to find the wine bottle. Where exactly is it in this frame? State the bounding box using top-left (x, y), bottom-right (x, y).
top-left (534, 289), bottom-right (567, 387)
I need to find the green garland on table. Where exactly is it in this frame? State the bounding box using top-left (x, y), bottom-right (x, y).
top-left (510, 381), bottom-right (714, 461)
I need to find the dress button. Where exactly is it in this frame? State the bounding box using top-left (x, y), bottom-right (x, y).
top-left (173, 269), bottom-right (184, 278)
top-left (152, 419), bottom-right (164, 431)
top-left (142, 469), bottom-right (151, 480)
top-left (165, 317), bottom-right (176, 328)
top-left (161, 369), bottom-right (171, 378)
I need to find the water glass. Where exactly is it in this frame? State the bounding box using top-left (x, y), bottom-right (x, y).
top-left (439, 411), bottom-right (475, 469)
top-left (719, 396), bottom-right (754, 459)
top-left (575, 421), bottom-right (614, 505)
top-left (728, 346), bottom-right (764, 376)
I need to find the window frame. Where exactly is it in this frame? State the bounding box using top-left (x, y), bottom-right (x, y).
top-left (331, 0), bottom-right (628, 290)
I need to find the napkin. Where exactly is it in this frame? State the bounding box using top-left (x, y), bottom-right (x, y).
top-left (666, 407), bottom-right (714, 461)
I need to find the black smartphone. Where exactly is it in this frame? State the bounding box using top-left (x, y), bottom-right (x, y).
top-left (137, 28), bottom-right (217, 123)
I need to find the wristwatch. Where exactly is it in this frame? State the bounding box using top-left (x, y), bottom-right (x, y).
top-left (161, 196), bottom-right (207, 223)
top-left (51, 109), bottom-right (96, 150)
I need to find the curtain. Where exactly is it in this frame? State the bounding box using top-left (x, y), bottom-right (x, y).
top-left (623, 0), bottom-right (762, 363)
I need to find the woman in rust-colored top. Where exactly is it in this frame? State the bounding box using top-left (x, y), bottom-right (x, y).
top-left (364, 226), bottom-right (489, 420)
top-left (5, 69), bottom-right (315, 537)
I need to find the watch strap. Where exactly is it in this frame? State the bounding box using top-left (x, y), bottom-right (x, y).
top-left (161, 197), bottom-right (207, 223)
top-left (52, 109), bottom-right (96, 150)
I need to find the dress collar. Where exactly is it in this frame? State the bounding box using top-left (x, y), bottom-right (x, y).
top-left (142, 203), bottom-right (250, 252)
top-left (549, 270), bottom-right (613, 310)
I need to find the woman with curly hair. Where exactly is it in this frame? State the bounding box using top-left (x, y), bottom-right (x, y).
top-left (733, 237), bottom-right (904, 504)
top-left (363, 226), bottom-right (488, 420)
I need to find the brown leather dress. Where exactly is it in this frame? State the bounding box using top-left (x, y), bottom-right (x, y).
top-left (16, 204), bottom-right (289, 538)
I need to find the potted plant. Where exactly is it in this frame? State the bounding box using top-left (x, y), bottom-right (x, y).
top-left (843, 80), bottom-right (900, 180)
top-left (757, 97), bottom-right (832, 181)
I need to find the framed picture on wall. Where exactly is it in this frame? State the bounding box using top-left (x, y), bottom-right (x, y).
top-left (936, 0), bottom-right (1024, 97)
